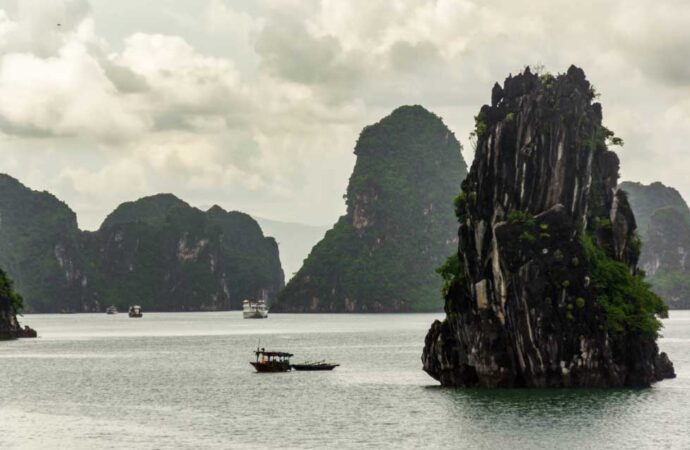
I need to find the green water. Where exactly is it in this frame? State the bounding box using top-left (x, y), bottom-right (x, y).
top-left (0, 312), bottom-right (688, 449)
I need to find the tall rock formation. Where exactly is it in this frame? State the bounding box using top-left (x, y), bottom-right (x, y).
top-left (0, 175), bottom-right (284, 312)
top-left (273, 105), bottom-right (467, 312)
top-left (423, 66), bottom-right (674, 388)
top-left (619, 181), bottom-right (690, 309)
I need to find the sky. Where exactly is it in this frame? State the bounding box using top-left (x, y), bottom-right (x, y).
top-left (0, 0), bottom-right (688, 230)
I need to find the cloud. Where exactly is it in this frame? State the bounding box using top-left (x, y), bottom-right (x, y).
top-left (0, 39), bottom-right (147, 140)
top-left (610, 1), bottom-right (690, 87)
top-left (116, 33), bottom-right (247, 127)
top-left (0, 0), bottom-right (687, 233)
top-left (388, 41), bottom-right (442, 72)
top-left (9, 0), bottom-right (92, 56)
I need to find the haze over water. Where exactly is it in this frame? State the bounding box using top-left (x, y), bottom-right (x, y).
top-left (1, 312), bottom-right (688, 449)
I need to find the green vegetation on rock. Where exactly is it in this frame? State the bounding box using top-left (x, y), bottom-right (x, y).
top-left (581, 233), bottom-right (666, 339)
top-left (273, 105), bottom-right (467, 312)
top-left (620, 181), bottom-right (690, 308)
top-left (0, 267), bottom-right (24, 340)
top-left (0, 267), bottom-right (23, 314)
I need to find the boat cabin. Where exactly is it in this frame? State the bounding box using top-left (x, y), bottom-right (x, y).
top-left (250, 348), bottom-right (294, 372)
top-left (255, 349), bottom-right (293, 363)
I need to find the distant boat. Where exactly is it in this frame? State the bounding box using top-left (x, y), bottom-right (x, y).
top-left (250, 348), bottom-right (293, 372)
top-left (243, 299), bottom-right (268, 319)
top-left (105, 305), bottom-right (118, 315)
top-left (128, 305), bottom-right (143, 318)
top-left (291, 362), bottom-right (340, 371)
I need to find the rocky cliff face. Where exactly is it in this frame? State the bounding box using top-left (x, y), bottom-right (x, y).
top-left (273, 105), bottom-right (467, 312)
top-left (619, 181), bottom-right (690, 309)
top-left (423, 66), bottom-right (674, 388)
top-left (83, 197), bottom-right (284, 311)
top-left (0, 176), bottom-right (284, 312)
top-left (0, 175), bottom-right (89, 312)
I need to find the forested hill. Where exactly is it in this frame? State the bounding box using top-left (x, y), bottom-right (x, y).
top-left (0, 174), bottom-right (284, 312)
top-left (272, 105), bottom-right (467, 312)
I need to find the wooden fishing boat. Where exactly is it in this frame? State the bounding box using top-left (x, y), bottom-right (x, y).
top-left (250, 348), bottom-right (293, 372)
top-left (291, 361), bottom-right (340, 371)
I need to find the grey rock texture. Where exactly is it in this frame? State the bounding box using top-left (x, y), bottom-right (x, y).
top-left (422, 66), bottom-right (674, 388)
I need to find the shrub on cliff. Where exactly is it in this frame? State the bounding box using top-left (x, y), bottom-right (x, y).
top-left (581, 233), bottom-right (666, 339)
top-left (0, 268), bottom-right (24, 314)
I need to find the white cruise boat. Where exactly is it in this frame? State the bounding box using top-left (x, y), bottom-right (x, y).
top-left (243, 299), bottom-right (268, 319)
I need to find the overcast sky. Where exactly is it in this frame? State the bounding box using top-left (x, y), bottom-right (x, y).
top-left (0, 0), bottom-right (688, 230)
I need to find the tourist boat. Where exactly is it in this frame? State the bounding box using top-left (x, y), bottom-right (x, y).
top-left (128, 305), bottom-right (143, 318)
top-left (291, 361), bottom-right (340, 371)
top-left (250, 348), bottom-right (293, 372)
top-left (243, 299), bottom-right (268, 319)
top-left (105, 305), bottom-right (118, 315)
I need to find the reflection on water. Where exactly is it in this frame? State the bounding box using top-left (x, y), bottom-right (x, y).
top-left (428, 387), bottom-right (684, 449)
top-left (0, 311), bottom-right (688, 449)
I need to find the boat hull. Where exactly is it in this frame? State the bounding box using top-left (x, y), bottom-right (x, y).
top-left (291, 364), bottom-right (339, 371)
top-left (243, 310), bottom-right (268, 319)
top-left (250, 362), bottom-right (291, 373)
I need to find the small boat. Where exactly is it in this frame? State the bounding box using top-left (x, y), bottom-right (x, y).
top-left (128, 305), bottom-right (143, 318)
top-left (291, 361), bottom-right (340, 371)
top-left (250, 348), bottom-right (293, 372)
top-left (105, 305), bottom-right (118, 315)
top-left (243, 299), bottom-right (268, 319)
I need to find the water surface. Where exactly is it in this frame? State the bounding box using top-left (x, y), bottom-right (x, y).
top-left (1, 311), bottom-right (688, 449)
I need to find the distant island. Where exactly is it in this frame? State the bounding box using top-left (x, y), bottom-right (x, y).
top-left (619, 181), bottom-right (690, 309)
top-left (0, 175), bottom-right (284, 313)
top-left (423, 66), bottom-right (674, 388)
top-left (272, 105), bottom-right (468, 313)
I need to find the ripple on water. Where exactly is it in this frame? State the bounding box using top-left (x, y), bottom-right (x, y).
top-left (0, 311), bottom-right (688, 450)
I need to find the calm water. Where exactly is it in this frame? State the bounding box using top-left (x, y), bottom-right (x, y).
top-left (1, 311), bottom-right (688, 449)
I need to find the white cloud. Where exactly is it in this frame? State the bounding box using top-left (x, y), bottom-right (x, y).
top-left (60, 157), bottom-right (149, 195)
top-left (0, 39), bottom-right (147, 139)
top-left (0, 0), bottom-right (688, 231)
